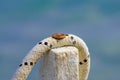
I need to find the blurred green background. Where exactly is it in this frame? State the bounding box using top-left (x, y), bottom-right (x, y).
top-left (0, 0), bottom-right (120, 80)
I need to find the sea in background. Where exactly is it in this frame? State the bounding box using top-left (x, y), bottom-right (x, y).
top-left (0, 0), bottom-right (120, 80)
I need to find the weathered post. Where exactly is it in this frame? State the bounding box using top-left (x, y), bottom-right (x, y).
top-left (40, 46), bottom-right (79, 80)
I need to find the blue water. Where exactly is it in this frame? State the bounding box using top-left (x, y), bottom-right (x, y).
top-left (0, 0), bottom-right (120, 80)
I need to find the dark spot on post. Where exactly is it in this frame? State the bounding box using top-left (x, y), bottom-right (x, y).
top-left (30, 62), bottom-right (33, 66)
top-left (19, 64), bottom-right (22, 67)
top-left (24, 62), bottom-right (28, 65)
top-left (71, 36), bottom-right (74, 40)
top-left (79, 62), bottom-right (83, 65)
top-left (84, 59), bottom-right (87, 63)
top-left (50, 44), bottom-right (52, 48)
top-left (39, 42), bottom-right (42, 44)
top-left (44, 42), bottom-right (48, 45)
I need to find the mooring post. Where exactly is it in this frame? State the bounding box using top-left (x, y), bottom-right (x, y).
top-left (40, 46), bottom-right (79, 80)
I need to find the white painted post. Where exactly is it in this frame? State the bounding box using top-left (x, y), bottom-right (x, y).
top-left (40, 46), bottom-right (79, 80)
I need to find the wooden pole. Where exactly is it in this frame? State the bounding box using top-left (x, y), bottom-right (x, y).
top-left (40, 46), bottom-right (79, 80)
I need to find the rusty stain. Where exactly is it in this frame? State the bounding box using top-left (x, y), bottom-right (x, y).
top-left (52, 33), bottom-right (68, 40)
